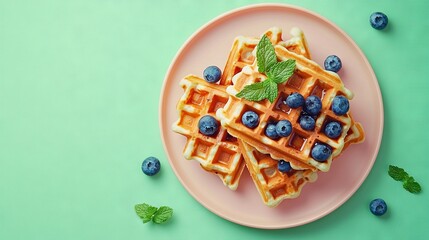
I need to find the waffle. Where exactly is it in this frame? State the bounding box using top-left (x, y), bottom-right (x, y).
top-left (238, 139), bottom-right (317, 207)
top-left (172, 28), bottom-right (312, 191)
top-left (217, 41), bottom-right (365, 172)
top-left (172, 75), bottom-right (245, 190)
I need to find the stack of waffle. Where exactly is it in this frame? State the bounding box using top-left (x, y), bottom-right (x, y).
top-left (172, 27), bottom-right (364, 207)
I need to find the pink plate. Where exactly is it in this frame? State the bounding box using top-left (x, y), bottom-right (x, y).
top-left (159, 3), bottom-right (383, 229)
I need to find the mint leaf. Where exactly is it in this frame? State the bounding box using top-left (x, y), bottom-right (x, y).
top-left (403, 177), bottom-right (422, 194)
top-left (268, 59), bottom-right (296, 84)
top-left (388, 165), bottom-right (422, 194)
top-left (152, 206), bottom-right (173, 224)
top-left (235, 35), bottom-right (296, 103)
top-left (265, 79), bottom-right (278, 103)
top-left (388, 165), bottom-right (408, 181)
top-left (236, 80), bottom-right (268, 102)
top-left (256, 35), bottom-right (277, 73)
top-left (135, 203), bottom-right (158, 223)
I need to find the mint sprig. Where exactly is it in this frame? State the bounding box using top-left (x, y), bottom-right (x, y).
top-left (388, 165), bottom-right (422, 194)
top-left (152, 206), bottom-right (174, 224)
top-left (236, 35), bottom-right (296, 103)
top-left (135, 203), bottom-right (173, 224)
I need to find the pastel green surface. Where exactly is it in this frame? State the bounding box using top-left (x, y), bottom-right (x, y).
top-left (0, 0), bottom-right (428, 239)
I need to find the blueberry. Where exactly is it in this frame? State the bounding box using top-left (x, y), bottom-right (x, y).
top-left (370, 12), bottom-right (388, 30)
top-left (278, 160), bottom-right (293, 173)
top-left (369, 198), bottom-right (388, 216)
top-left (276, 120), bottom-right (292, 137)
top-left (265, 123), bottom-right (279, 140)
top-left (325, 121), bottom-right (342, 138)
top-left (300, 115), bottom-right (315, 131)
top-left (142, 157), bottom-right (161, 176)
top-left (203, 66), bottom-right (222, 83)
top-left (241, 111), bottom-right (259, 129)
top-left (304, 95), bottom-right (322, 116)
top-left (332, 96), bottom-right (350, 115)
top-left (286, 93), bottom-right (305, 108)
top-left (324, 55), bottom-right (342, 73)
top-left (198, 115), bottom-right (219, 136)
top-left (311, 144), bottom-right (332, 162)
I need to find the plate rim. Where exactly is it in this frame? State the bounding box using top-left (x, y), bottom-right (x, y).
top-left (159, 3), bottom-right (384, 229)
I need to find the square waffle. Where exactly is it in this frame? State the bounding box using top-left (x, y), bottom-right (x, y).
top-left (238, 139), bottom-right (317, 207)
top-left (172, 75), bottom-right (245, 190)
top-left (217, 40), bottom-right (364, 172)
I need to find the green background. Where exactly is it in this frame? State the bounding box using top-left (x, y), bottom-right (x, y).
top-left (1, 0), bottom-right (428, 239)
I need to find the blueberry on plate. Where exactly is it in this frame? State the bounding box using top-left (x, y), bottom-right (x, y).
top-left (241, 110), bottom-right (259, 129)
top-left (304, 95), bottom-right (322, 116)
top-left (369, 198), bottom-right (388, 216)
top-left (300, 115), bottom-right (315, 131)
top-left (325, 121), bottom-right (342, 138)
top-left (324, 55), bottom-right (342, 73)
top-left (278, 160), bottom-right (293, 173)
top-left (286, 92), bottom-right (305, 108)
top-left (142, 157), bottom-right (161, 176)
top-left (198, 115), bottom-right (219, 136)
top-left (265, 123), bottom-right (279, 140)
top-left (203, 66), bottom-right (222, 83)
top-left (332, 96), bottom-right (350, 115)
top-left (276, 120), bottom-right (292, 137)
top-left (311, 143), bottom-right (332, 162)
top-left (370, 12), bottom-right (388, 30)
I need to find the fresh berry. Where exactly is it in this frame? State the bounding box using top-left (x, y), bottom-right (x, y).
top-left (278, 160), bottom-right (293, 173)
top-left (325, 121), bottom-right (342, 138)
top-left (276, 120), bottom-right (292, 137)
top-left (370, 12), bottom-right (388, 30)
top-left (198, 115), bottom-right (219, 136)
top-left (142, 157), bottom-right (161, 176)
top-left (241, 110), bottom-right (259, 129)
top-left (300, 115), bottom-right (316, 131)
top-left (304, 95), bottom-right (322, 116)
top-left (324, 55), bottom-right (342, 73)
top-left (369, 198), bottom-right (388, 216)
top-left (285, 93), bottom-right (305, 108)
top-left (203, 66), bottom-right (222, 83)
top-left (332, 96), bottom-right (350, 115)
top-left (265, 123), bottom-right (279, 140)
top-left (311, 143), bottom-right (332, 162)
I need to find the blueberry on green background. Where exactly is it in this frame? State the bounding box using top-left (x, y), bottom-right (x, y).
top-left (369, 198), bottom-right (388, 216)
top-left (142, 157), bottom-right (161, 176)
top-left (370, 12), bottom-right (388, 30)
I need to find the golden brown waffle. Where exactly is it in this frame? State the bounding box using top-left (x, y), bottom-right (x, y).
top-left (172, 75), bottom-right (245, 190)
top-left (172, 27), bottom-right (312, 191)
top-left (238, 139), bottom-right (317, 207)
top-left (221, 27), bottom-right (311, 86)
top-left (217, 43), bottom-right (365, 172)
